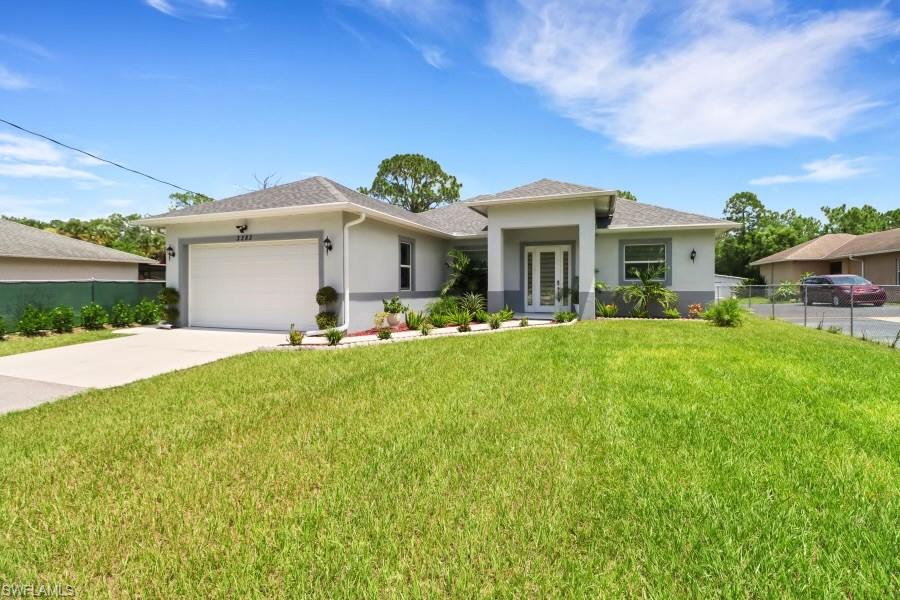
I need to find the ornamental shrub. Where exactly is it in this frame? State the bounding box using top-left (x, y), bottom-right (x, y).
top-left (553, 310), bottom-right (577, 323)
top-left (287, 324), bottom-right (304, 346)
top-left (702, 298), bottom-right (746, 328)
top-left (18, 305), bottom-right (48, 336)
top-left (134, 299), bottom-right (160, 325)
top-left (376, 328), bottom-right (392, 340)
top-left (316, 311), bottom-right (338, 330)
top-left (110, 301), bottom-right (135, 328)
top-left (315, 286), bottom-right (338, 307)
top-left (324, 327), bottom-right (344, 346)
top-left (80, 303), bottom-right (108, 330)
top-left (49, 305), bottom-right (75, 333)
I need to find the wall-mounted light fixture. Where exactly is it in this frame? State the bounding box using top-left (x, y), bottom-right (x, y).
top-left (166, 246), bottom-right (176, 259)
top-left (323, 236), bottom-right (333, 254)
top-left (690, 248), bottom-right (697, 262)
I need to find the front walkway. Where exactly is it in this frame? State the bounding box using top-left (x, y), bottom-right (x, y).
top-left (0, 327), bottom-right (285, 414)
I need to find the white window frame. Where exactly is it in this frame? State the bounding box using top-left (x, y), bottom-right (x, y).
top-left (399, 238), bottom-right (414, 291)
top-left (622, 242), bottom-right (667, 282)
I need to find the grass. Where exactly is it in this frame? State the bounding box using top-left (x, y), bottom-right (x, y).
top-left (0, 318), bottom-right (897, 597)
top-left (0, 329), bottom-right (121, 357)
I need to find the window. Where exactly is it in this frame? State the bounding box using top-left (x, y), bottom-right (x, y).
top-left (829, 261), bottom-right (842, 275)
top-left (623, 243), bottom-right (666, 281)
top-left (399, 239), bottom-right (413, 291)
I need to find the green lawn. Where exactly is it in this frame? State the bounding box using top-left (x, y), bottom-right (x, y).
top-left (0, 319), bottom-right (897, 597)
top-left (0, 329), bottom-right (121, 357)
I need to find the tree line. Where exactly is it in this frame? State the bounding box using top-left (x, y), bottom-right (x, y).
top-left (716, 192), bottom-right (900, 281)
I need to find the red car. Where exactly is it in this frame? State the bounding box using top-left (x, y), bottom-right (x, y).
top-left (802, 275), bottom-right (887, 307)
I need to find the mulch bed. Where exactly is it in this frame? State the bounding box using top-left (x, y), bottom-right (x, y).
top-left (347, 324), bottom-right (411, 337)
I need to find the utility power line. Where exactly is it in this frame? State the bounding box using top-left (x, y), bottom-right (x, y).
top-left (0, 117), bottom-right (201, 195)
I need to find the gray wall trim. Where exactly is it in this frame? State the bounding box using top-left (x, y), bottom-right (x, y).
top-left (398, 236), bottom-right (415, 292)
top-left (596, 289), bottom-right (712, 316)
top-left (177, 231), bottom-right (324, 328)
top-left (349, 291), bottom-right (439, 301)
top-left (503, 290), bottom-right (522, 312)
top-left (518, 240), bottom-right (577, 311)
top-left (487, 291), bottom-right (505, 312)
top-left (618, 238), bottom-right (673, 286)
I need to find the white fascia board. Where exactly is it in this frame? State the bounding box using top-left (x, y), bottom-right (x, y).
top-left (136, 202), bottom-right (453, 238)
top-left (598, 222), bottom-right (739, 234)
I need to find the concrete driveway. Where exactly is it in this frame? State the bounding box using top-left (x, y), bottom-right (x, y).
top-left (0, 327), bottom-right (286, 414)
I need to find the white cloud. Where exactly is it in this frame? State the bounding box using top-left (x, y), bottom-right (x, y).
top-left (350, 0), bottom-right (455, 24)
top-left (488, 1), bottom-right (900, 151)
top-left (750, 155), bottom-right (871, 185)
top-left (0, 163), bottom-right (107, 183)
top-left (0, 133), bottom-right (111, 185)
top-left (144, 0), bottom-right (231, 18)
top-left (403, 36), bottom-right (449, 68)
top-left (0, 133), bottom-right (62, 163)
top-left (0, 34), bottom-right (52, 60)
top-left (0, 65), bottom-right (30, 90)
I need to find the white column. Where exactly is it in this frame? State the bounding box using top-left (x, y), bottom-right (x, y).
top-left (577, 218), bottom-right (596, 320)
top-left (487, 225), bottom-right (504, 312)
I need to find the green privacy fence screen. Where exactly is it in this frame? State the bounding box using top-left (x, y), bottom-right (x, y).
top-left (0, 280), bottom-right (165, 332)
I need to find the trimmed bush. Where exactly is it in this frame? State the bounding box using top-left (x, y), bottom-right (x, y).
top-left (134, 299), bottom-right (160, 325)
top-left (80, 303), bottom-right (108, 330)
top-left (17, 306), bottom-right (48, 337)
top-left (158, 287), bottom-right (180, 325)
top-left (596, 303), bottom-right (619, 318)
top-left (316, 311), bottom-right (338, 330)
top-left (324, 328), bottom-right (344, 346)
top-left (376, 328), bottom-right (392, 340)
top-left (315, 286), bottom-right (338, 307)
top-left (702, 299), bottom-right (746, 328)
top-left (49, 305), bottom-right (75, 333)
top-left (110, 302), bottom-right (135, 328)
top-left (405, 310), bottom-right (425, 331)
top-left (553, 310), bottom-right (577, 323)
top-left (287, 324), bottom-right (304, 346)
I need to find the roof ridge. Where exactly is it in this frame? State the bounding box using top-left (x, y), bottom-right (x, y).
top-left (314, 176), bottom-right (350, 203)
top-left (0, 219), bottom-right (154, 263)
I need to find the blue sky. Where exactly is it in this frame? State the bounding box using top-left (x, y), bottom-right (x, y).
top-left (1, 0), bottom-right (899, 221)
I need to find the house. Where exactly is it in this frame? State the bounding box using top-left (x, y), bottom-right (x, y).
top-left (749, 228), bottom-right (900, 285)
top-left (0, 218), bottom-right (158, 280)
top-left (137, 177), bottom-right (737, 332)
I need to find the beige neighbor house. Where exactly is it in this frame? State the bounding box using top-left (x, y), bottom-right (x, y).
top-left (138, 177), bottom-right (737, 333)
top-left (0, 218), bottom-right (157, 280)
top-left (750, 228), bottom-right (900, 285)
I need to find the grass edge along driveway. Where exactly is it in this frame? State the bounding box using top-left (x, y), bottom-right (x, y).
top-left (0, 318), bottom-right (897, 597)
top-left (0, 329), bottom-right (121, 358)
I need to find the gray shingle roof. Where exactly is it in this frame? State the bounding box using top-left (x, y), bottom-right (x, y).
top-left (0, 219), bottom-right (155, 264)
top-left (750, 228), bottom-right (900, 265)
top-left (467, 178), bottom-right (608, 202)
top-left (143, 176), bottom-right (731, 235)
top-left (605, 199), bottom-right (732, 229)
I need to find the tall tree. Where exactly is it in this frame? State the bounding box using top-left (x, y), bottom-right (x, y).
top-left (358, 153), bottom-right (462, 213)
top-left (821, 204), bottom-right (888, 235)
top-left (617, 190), bottom-right (638, 201)
top-left (169, 191), bottom-right (214, 211)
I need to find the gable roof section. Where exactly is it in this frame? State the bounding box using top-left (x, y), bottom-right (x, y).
top-left (750, 229), bottom-right (900, 266)
top-left (138, 176), bottom-right (732, 235)
top-left (604, 199), bottom-right (732, 229)
top-left (825, 227), bottom-right (900, 258)
top-left (468, 178), bottom-right (610, 202)
top-left (0, 219), bottom-right (155, 264)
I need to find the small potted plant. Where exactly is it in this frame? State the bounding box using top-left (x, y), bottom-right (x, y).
top-left (381, 296), bottom-right (408, 327)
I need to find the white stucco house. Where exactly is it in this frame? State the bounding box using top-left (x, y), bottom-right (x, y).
top-left (138, 177), bottom-right (737, 332)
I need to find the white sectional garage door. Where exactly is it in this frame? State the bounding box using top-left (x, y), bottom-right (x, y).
top-left (188, 239), bottom-right (320, 331)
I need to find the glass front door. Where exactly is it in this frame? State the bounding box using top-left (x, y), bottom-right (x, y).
top-left (524, 245), bottom-right (571, 312)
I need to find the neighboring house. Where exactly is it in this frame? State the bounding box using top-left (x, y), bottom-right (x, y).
top-left (138, 177), bottom-right (736, 332)
top-left (0, 218), bottom-right (158, 280)
top-left (750, 228), bottom-right (900, 285)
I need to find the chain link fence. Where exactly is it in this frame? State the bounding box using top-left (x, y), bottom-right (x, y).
top-left (0, 280), bottom-right (165, 332)
top-left (716, 282), bottom-right (900, 346)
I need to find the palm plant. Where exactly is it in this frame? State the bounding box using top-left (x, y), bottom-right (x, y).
top-left (616, 266), bottom-right (678, 317)
top-left (441, 249), bottom-right (487, 296)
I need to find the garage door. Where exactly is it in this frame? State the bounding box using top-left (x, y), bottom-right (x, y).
top-left (189, 239), bottom-right (320, 331)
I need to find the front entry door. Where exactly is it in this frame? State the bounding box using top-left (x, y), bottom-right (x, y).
top-left (524, 245), bottom-right (572, 312)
